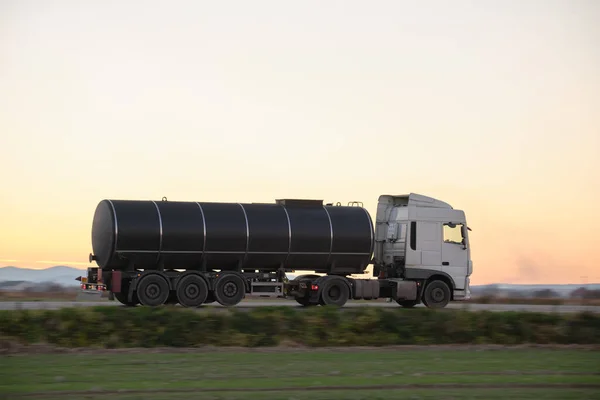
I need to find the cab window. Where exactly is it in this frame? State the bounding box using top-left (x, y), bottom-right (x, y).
top-left (443, 222), bottom-right (465, 245)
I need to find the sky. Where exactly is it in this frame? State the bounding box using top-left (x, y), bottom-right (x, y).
top-left (0, 0), bottom-right (599, 285)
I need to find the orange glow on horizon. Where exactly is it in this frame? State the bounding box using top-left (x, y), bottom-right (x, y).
top-left (1, 1), bottom-right (599, 285)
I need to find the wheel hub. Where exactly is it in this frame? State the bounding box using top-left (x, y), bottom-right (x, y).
top-left (185, 284), bottom-right (199, 298)
top-left (328, 286), bottom-right (340, 300)
top-left (431, 288), bottom-right (444, 302)
top-left (223, 281), bottom-right (238, 297)
top-left (146, 283), bottom-right (159, 299)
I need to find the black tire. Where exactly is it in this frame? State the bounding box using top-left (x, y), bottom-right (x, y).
top-left (114, 291), bottom-right (139, 307)
top-left (213, 273), bottom-right (245, 306)
top-left (319, 278), bottom-right (350, 307)
top-left (113, 281), bottom-right (139, 306)
top-left (176, 274), bottom-right (209, 307)
top-left (397, 300), bottom-right (419, 308)
top-left (136, 274), bottom-right (170, 307)
top-left (422, 280), bottom-right (451, 309)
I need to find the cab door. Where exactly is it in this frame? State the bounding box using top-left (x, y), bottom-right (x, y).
top-left (441, 222), bottom-right (468, 290)
top-left (405, 221), bottom-right (442, 268)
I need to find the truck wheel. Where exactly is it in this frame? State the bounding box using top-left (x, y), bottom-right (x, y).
top-left (114, 291), bottom-right (139, 307)
top-left (319, 278), bottom-right (350, 307)
top-left (136, 274), bottom-right (170, 307)
top-left (176, 274), bottom-right (209, 307)
top-left (422, 280), bottom-right (451, 309)
top-left (113, 281), bottom-right (139, 306)
top-left (213, 273), bottom-right (245, 306)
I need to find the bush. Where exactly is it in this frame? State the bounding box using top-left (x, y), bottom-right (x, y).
top-left (0, 306), bottom-right (598, 348)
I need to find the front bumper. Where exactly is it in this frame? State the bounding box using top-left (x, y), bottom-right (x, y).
top-left (453, 277), bottom-right (471, 301)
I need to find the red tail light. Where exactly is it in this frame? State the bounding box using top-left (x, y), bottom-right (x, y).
top-left (311, 284), bottom-right (319, 291)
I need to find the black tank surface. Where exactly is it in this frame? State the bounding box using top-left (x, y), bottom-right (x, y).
top-left (90, 198), bottom-right (374, 274)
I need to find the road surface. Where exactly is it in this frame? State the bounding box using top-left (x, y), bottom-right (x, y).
top-left (1, 300), bottom-right (599, 313)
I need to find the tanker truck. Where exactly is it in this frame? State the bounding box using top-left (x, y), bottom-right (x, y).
top-left (87, 193), bottom-right (472, 308)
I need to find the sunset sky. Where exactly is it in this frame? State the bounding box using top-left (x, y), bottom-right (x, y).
top-left (1, 0), bottom-right (599, 285)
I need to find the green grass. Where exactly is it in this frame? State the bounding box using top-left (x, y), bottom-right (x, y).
top-left (1, 349), bottom-right (599, 399)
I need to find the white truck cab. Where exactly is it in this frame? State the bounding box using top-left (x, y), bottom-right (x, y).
top-left (373, 193), bottom-right (473, 308)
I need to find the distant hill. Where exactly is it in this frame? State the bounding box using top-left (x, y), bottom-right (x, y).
top-left (0, 266), bottom-right (86, 288)
top-left (469, 283), bottom-right (600, 298)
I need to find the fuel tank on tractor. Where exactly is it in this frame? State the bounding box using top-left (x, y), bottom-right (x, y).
top-left (90, 198), bottom-right (374, 275)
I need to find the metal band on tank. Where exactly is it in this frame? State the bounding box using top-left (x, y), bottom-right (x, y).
top-left (118, 250), bottom-right (371, 255)
top-left (238, 203), bottom-right (250, 263)
top-left (281, 206), bottom-right (292, 265)
top-left (151, 201), bottom-right (163, 263)
top-left (195, 202), bottom-right (207, 257)
top-left (106, 200), bottom-right (119, 252)
top-left (323, 206), bottom-right (334, 265)
top-left (361, 207), bottom-right (375, 257)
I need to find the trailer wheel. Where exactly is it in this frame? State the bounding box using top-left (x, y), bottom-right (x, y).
top-left (422, 280), bottom-right (451, 309)
top-left (114, 291), bottom-right (139, 307)
top-left (319, 278), bottom-right (350, 307)
top-left (113, 281), bottom-right (139, 306)
top-left (176, 274), bottom-right (209, 307)
top-left (136, 274), bottom-right (170, 307)
top-left (213, 273), bottom-right (245, 306)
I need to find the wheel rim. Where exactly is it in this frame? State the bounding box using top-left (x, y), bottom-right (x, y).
top-left (138, 275), bottom-right (168, 306)
top-left (146, 283), bottom-right (160, 300)
top-left (213, 275), bottom-right (244, 306)
top-left (223, 281), bottom-right (238, 298)
top-left (328, 286), bottom-right (340, 300)
top-left (431, 287), bottom-right (445, 303)
top-left (185, 283), bottom-right (199, 299)
top-left (177, 276), bottom-right (208, 307)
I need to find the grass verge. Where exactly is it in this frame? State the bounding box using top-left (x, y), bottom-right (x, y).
top-left (1, 348), bottom-right (599, 399)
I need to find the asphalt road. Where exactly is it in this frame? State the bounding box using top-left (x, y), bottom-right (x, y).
top-left (1, 300), bottom-right (599, 313)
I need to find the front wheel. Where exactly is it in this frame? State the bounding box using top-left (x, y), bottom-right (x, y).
top-left (422, 280), bottom-right (451, 309)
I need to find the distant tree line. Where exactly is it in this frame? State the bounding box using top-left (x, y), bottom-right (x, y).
top-left (569, 287), bottom-right (600, 300)
top-left (474, 286), bottom-right (600, 300)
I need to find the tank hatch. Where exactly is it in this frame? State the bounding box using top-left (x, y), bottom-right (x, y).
top-left (275, 199), bottom-right (324, 207)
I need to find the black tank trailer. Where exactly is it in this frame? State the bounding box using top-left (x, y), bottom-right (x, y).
top-left (89, 197), bottom-right (382, 307)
